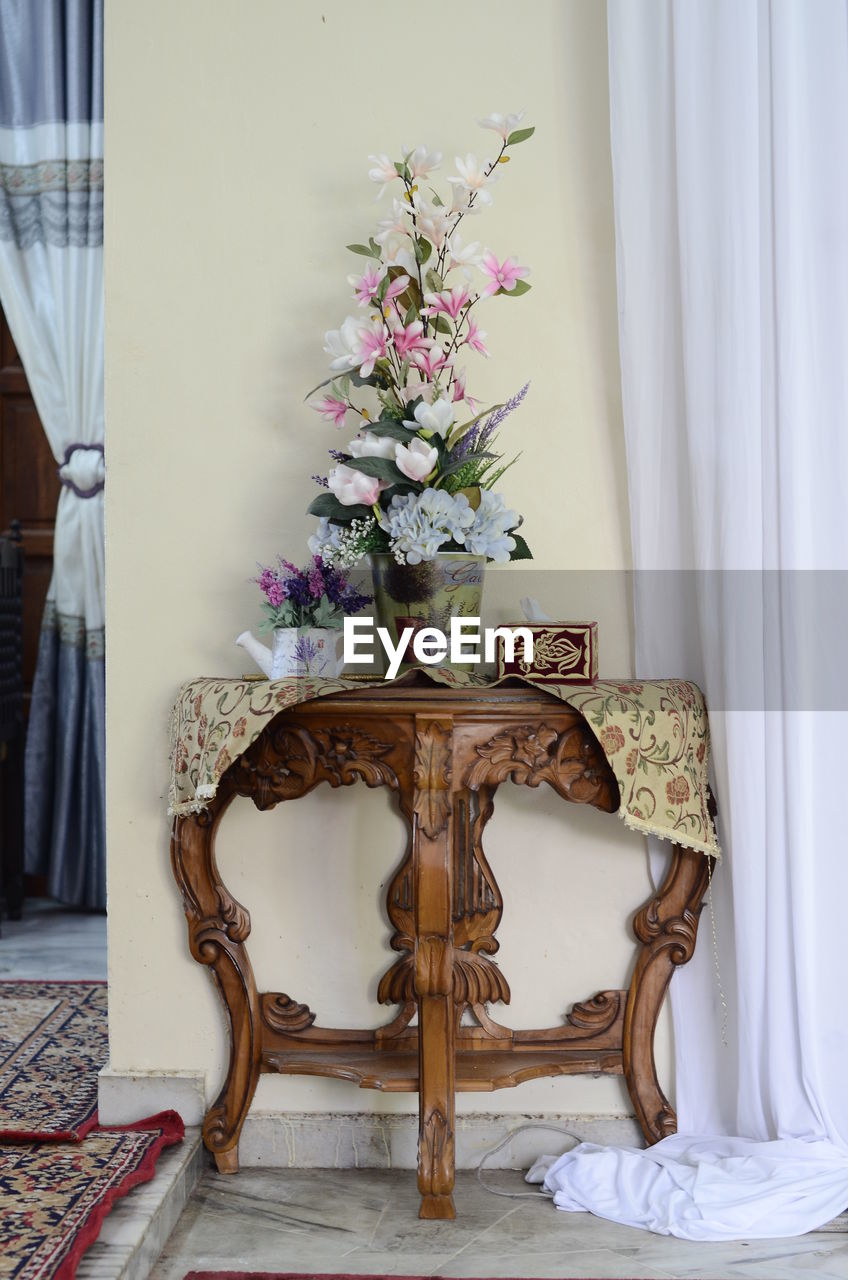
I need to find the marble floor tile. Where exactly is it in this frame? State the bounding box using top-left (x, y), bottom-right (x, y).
top-left (0, 898), bottom-right (107, 979)
top-left (151, 1167), bottom-right (848, 1280)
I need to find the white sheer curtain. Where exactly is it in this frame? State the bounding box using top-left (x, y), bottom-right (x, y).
top-left (530, 0), bottom-right (848, 1238)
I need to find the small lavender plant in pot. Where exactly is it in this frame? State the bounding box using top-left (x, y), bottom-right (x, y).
top-left (236, 557), bottom-right (372, 680)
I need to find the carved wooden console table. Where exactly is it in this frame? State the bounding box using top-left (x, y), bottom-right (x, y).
top-left (171, 683), bottom-right (714, 1220)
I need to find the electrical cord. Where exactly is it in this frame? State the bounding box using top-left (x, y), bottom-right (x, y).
top-left (475, 1122), bottom-right (585, 1199)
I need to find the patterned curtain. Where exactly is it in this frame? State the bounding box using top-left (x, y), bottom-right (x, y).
top-left (0, 1), bottom-right (105, 907)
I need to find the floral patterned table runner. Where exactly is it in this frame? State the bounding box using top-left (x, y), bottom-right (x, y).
top-left (169, 670), bottom-right (719, 858)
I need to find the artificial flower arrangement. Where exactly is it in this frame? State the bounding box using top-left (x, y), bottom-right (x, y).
top-left (305, 111), bottom-right (535, 570)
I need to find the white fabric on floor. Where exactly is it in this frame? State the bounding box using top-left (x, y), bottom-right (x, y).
top-left (528, 0), bottom-right (848, 1239)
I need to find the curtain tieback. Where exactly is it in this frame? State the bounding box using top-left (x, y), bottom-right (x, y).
top-left (58, 443), bottom-right (105, 499)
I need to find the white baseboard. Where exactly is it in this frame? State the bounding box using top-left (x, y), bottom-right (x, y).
top-left (238, 1111), bottom-right (643, 1170)
top-left (97, 1067), bottom-right (642, 1169)
top-left (98, 1064), bottom-right (207, 1126)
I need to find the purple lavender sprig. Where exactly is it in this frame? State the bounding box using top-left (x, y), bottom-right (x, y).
top-left (452, 381), bottom-right (529, 460)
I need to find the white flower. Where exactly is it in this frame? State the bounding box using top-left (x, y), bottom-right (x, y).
top-left (395, 437), bottom-right (438, 482)
top-left (415, 199), bottom-right (452, 251)
top-left (404, 144), bottom-right (442, 179)
top-left (367, 153), bottom-right (399, 197)
top-left (324, 316), bottom-right (372, 372)
top-left (377, 488), bottom-right (475, 564)
top-left (328, 464), bottom-right (385, 507)
top-left (478, 111), bottom-right (525, 141)
top-left (374, 197), bottom-right (409, 244)
top-left (447, 154), bottom-right (496, 207)
top-left (378, 232), bottom-right (418, 278)
top-left (444, 234), bottom-right (483, 279)
top-left (347, 430), bottom-right (397, 460)
top-left (403, 396), bottom-right (455, 438)
top-left (463, 489), bottom-right (519, 563)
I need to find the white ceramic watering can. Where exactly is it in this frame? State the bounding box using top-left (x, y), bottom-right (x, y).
top-left (235, 627), bottom-right (346, 679)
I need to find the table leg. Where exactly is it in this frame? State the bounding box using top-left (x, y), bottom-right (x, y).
top-left (412, 717), bottom-right (456, 1220)
top-left (623, 844), bottom-right (713, 1143)
top-left (171, 797), bottom-right (262, 1172)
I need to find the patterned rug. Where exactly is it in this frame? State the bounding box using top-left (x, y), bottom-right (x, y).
top-left (0, 980), bottom-right (107, 1140)
top-left (2, 1110), bottom-right (184, 1280)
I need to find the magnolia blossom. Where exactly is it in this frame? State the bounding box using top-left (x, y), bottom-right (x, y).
top-left (423, 286), bottom-right (471, 322)
top-left (375, 198), bottom-right (410, 244)
top-left (324, 316), bottom-right (372, 371)
top-left (479, 251), bottom-right (529, 297)
top-left (404, 396), bottom-right (455, 438)
top-left (410, 346), bottom-right (453, 380)
top-left (464, 317), bottom-right (489, 356)
top-left (379, 233), bottom-right (418, 278)
top-left (447, 154), bottom-right (495, 207)
top-left (414, 200), bottom-right (452, 250)
top-left (395, 437), bottom-right (438, 482)
top-left (311, 394), bottom-right (349, 428)
top-left (392, 320), bottom-right (432, 361)
top-left (444, 235), bottom-right (483, 278)
top-left (367, 153), bottom-right (399, 196)
top-left (404, 144), bottom-right (442, 179)
top-left (328, 463), bottom-right (385, 507)
top-left (451, 368), bottom-right (478, 413)
top-left (478, 110), bottom-right (525, 141)
top-left (382, 273), bottom-right (410, 305)
top-left (347, 430), bottom-right (397, 460)
top-left (358, 324), bottom-right (390, 377)
top-left (348, 265), bottom-right (384, 306)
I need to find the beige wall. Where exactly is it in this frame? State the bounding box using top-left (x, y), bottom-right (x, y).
top-left (104, 0), bottom-right (664, 1121)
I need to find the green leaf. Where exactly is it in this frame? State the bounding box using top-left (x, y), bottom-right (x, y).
top-left (435, 451), bottom-right (497, 482)
top-left (430, 191), bottom-right (444, 207)
top-left (307, 493), bottom-right (371, 521)
top-left (369, 236), bottom-right (381, 256)
top-left (424, 268), bottom-right (444, 294)
top-left (346, 242), bottom-right (380, 259)
top-left (403, 302), bottom-right (419, 326)
top-left (376, 274), bottom-right (390, 302)
top-left (498, 279), bottom-right (532, 297)
top-left (509, 533), bottom-right (533, 561)
top-left (394, 161), bottom-right (411, 182)
top-left (506, 126), bottom-right (535, 146)
top-left (414, 237), bottom-right (433, 265)
top-left (432, 315), bottom-right (452, 335)
top-left (362, 421), bottom-right (417, 442)
top-left (343, 455), bottom-right (409, 484)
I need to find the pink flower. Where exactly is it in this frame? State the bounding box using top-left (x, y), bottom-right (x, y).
top-left (308, 566), bottom-right (324, 597)
top-left (392, 320), bottom-right (431, 360)
top-left (357, 326), bottom-right (390, 377)
top-left (383, 273), bottom-right (411, 304)
top-left (328, 464), bottom-right (386, 506)
top-left (350, 266), bottom-right (383, 305)
top-left (423, 287), bottom-right (471, 321)
top-left (480, 251), bottom-right (529, 297)
top-left (311, 395), bottom-right (349, 428)
top-left (451, 368), bottom-right (478, 412)
top-left (410, 346), bottom-right (453, 380)
top-left (464, 317), bottom-right (489, 356)
top-left (394, 437), bottom-right (438, 482)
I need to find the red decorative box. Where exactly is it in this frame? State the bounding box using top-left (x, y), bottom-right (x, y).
top-left (495, 622), bottom-right (598, 684)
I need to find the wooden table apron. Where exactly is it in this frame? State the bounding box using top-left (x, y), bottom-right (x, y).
top-left (170, 684), bottom-right (715, 1220)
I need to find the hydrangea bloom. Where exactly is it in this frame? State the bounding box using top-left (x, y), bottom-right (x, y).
top-left (463, 489), bottom-right (519, 563)
top-left (377, 488), bottom-right (475, 564)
